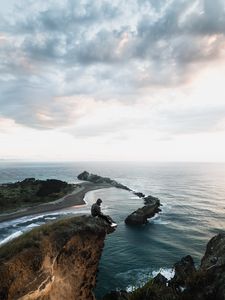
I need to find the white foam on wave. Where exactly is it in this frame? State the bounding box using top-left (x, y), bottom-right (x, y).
top-left (130, 196), bottom-right (140, 200)
top-left (119, 267), bottom-right (175, 292)
top-left (0, 231), bottom-right (23, 245)
top-left (152, 218), bottom-right (169, 225)
top-left (148, 212), bottom-right (169, 225)
top-left (26, 223), bottom-right (40, 228)
top-left (149, 213), bottom-right (160, 221)
top-left (152, 268), bottom-right (175, 280)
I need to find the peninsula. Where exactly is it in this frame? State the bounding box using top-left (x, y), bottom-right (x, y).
top-left (0, 171), bottom-right (161, 225)
top-left (0, 179), bottom-right (113, 223)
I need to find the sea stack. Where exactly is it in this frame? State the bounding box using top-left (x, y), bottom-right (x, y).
top-left (125, 195), bottom-right (161, 225)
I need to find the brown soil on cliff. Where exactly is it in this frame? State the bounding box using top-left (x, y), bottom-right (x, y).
top-left (0, 215), bottom-right (115, 300)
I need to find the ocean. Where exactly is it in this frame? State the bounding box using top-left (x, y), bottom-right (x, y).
top-left (0, 161), bottom-right (225, 298)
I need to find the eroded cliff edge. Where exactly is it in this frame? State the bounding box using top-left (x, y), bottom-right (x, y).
top-left (0, 215), bottom-right (115, 300)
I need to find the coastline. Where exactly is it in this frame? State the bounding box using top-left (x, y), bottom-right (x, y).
top-left (0, 181), bottom-right (112, 223)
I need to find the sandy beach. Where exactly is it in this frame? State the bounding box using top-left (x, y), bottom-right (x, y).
top-left (0, 181), bottom-right (112, 223)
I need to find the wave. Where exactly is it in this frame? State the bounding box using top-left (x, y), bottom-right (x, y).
top-left (26, 223), bottom-right (41, 228)
top-left (0, 230), bottom-right (23, 245)
top-left (152, 267), bottom-right (175, 280)
top-left (148, 213), bottom-right (169, 225)
top-left (116, 267), bottom-right (174, 292)
top-left (152, 219), bottom-right (169, 225)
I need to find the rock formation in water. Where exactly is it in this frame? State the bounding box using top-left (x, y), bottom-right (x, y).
top-left (125, 195), bottom-right (161, 225)
top-left (0, 215), bottom-right (115, 300)
top-left (77, 171), bottom-right (162, 226)
top-left (133, 192), bottom-right (145, 198)
top-left (78, 171), bottom-right (131, 191)
top-left (103, 233), bottom-right (225, 300)
top-left (0, 178), bottom-right (74, 212)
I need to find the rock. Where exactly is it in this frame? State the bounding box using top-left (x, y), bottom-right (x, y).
top-left (125, 195), bottom-right (161, 225)
top-left (102, 291), bottom-right (129, 300)
top-left (170, 255), bottom-right (196, 286)
top-left (153, 273), bottom-right (168, 286)
top-left (0, 215), bottom-right (115, 300)
top-left (106, 233), bottom-right (225, 300)
top-left (144, 195), bottom-right (160, 205)
top-left (133, 192), bottom-right (145, 198)
top-left (77, 171), bottom-right (131, 191)
top-left (201, 233), bottom-right (225, 270)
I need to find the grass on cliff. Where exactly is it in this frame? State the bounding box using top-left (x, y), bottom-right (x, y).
top-left (0, 179), bottom-right (75, 213)
top-left (0, 215), bottom-right (105, 262)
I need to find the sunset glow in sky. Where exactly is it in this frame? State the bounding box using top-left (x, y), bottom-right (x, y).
top-left (1, 0), bottom-right (225, 161)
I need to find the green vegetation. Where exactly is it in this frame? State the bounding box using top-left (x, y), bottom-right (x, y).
top-left (127, 279), bottom-right (177, 300)
top-left (0, 178), bottom-right (74, 213)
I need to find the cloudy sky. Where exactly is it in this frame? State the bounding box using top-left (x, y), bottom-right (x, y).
top-left (0, 0), bottom-right (225, 162)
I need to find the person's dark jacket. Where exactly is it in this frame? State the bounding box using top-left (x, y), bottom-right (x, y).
top-left (91, 203), bottom-right (102, 217)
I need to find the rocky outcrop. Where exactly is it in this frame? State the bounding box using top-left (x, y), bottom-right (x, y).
top-left (125, 196), bottom-right (161, 225)
top-left (103, 233), bottom-right (225, 300)
top-left (0, 215), bottom-right (115, 300)
top-left (133, 192), bottom-right (145, 198)
top-left (170, 255), bottom-right (196, 288)
top-left (77, 171), bottom-right (162, 226)
top-left (77, 171), bottom-right (131, 191)
top-left (0, 178), bottom-right (74, 212)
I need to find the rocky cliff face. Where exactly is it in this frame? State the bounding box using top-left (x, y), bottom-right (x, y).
top-left (0, 215), bottom-right (115, 300)
top-left (103, 233), bottom-right (225, 300)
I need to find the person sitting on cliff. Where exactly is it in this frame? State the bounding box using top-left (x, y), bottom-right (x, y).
top-left (91, 198), bottom-right (117, 227)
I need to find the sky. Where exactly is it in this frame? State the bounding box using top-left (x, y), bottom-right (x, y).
top-left (0, 0), bottom-right (225, 162)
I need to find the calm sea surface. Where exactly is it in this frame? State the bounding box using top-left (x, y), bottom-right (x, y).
top-left (0, 161), bottom-right (225, 297)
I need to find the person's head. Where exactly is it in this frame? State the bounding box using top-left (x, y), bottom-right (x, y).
top-left (96, 198), bottom-right (102, 205)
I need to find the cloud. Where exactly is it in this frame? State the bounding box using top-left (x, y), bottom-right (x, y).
top-left (0, 0), bottom-right (225, 130)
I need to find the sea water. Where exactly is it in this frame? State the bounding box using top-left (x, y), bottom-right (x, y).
top-left (0, 161), bottom-right (225, 298)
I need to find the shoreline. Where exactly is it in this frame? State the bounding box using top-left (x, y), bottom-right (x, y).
top-left (0, 182), bottom-right (112, 223)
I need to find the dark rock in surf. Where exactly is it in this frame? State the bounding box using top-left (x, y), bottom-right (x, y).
top-left (133, 192), bottom-right (145, 198)
top-left (170, 255), bottom-right (196, 287)
top-left (103, 233), bottom-right (225, 300)
top-left (144, 194), bottom-right (160, 205)
top-left (125, 195), bottom-right (161, 225)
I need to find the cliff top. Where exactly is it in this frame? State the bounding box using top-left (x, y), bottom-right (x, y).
top-left (0, 215), bottom-right (115, 300)
top-left (0, 215), bottom-right (114, 262)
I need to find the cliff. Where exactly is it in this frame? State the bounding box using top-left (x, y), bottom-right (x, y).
top-left (0, 215), bottom-right (115, 300)
top-left (103, 233), bottom-right (225, 300)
